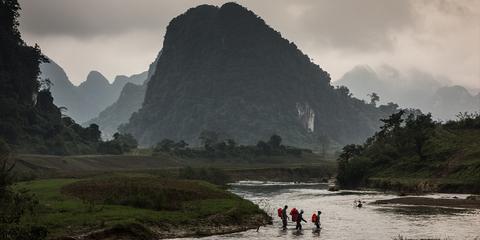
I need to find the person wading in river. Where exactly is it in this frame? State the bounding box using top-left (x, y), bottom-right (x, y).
top-left (281, 205), bottom-right (289, 230)
top-left (311, 210), bottom-right (322, 231)
top-left (296, 210), bottom-right (307, 230)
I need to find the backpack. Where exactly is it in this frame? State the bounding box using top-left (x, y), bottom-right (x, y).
top-left (311, 213), bottom-right (318, 223)
top-left (277, 208), bottom-right (283, 218)
top-left (290, 208), bottom-right (298, 222)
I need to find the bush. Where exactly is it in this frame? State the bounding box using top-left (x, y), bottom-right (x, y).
top-left (0, 138), bottom-right (47, 240)
top-left (61, 177), bottom-right (229, 211)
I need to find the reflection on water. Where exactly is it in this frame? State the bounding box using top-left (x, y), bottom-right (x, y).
top-left (182, 181), bottom-right (480, 240)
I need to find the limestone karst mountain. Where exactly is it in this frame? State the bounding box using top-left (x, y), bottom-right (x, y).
top-left (120, 3), bottom-right (399, 147)
top-left (40, 60), bottom-right (147, 123)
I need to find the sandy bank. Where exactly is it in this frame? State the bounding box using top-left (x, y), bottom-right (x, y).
top-left (373, 196), bottom-right (480, 209)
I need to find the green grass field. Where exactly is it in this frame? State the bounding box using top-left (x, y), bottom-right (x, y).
top-left (15, 174), bottom-right (265, 238)
top-left (12, 151), bottom-right (336, 182)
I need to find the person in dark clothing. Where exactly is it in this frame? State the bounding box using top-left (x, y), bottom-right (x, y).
top-left (314, 211), bottom-right (322, 230)
top-left (282, 205), bottom-right (288, 230)
top-left (296, 210), bottom-right (307, 230)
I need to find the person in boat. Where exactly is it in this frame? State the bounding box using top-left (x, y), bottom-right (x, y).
top-left (295, 209), bottom-right (307, 230)
top-left (312, 210), bottom-right (322, 230)
top-left (281, 205), bottom-right (289, 230)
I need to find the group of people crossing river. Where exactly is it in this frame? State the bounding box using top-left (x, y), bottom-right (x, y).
top-left (277, 205), bottom-right (322, 231)
top-left (277, 200), bottom-right (364, 232)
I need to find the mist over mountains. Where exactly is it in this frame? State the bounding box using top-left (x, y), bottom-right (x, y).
top-left (118, 3), bottom-right (400, 147)
top-left (37, 2), bottom-right (478, 146)
top-left (335, 65), bottom-right (479, 120)
top-left (39, 59), bottom-right (147, 123)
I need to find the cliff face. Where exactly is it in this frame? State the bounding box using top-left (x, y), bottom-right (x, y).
top-left (122, 3), bottom-right (398, 147)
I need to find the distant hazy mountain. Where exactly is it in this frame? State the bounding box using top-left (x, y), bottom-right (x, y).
top-left (335, 65), bottom-right (479, 120)
top-left (85, 51), bottom-right (161, 139)
top-left (39, 58), bottom-right (87, 121)
top-left (120, 3), bottom-right (400, 147)
top-left (85, 83), bottom-right (146, 139)
top-left (40, 60), bottom-right (148, 123)
top-left (431, 86), bottom-right (480, 119)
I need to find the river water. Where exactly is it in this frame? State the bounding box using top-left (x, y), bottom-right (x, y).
top-left (188, 181), bottom-right (480, 240)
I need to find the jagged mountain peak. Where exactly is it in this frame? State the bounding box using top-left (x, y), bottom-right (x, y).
top-left (81, 70), bottom-right (110, 87)
top-left (122, 3), bottom-right (395, 147)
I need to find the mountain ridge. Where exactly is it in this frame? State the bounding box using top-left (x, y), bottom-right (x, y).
top-left (120, 2), bottom-right (399, 147)
top-left (335, 65), bottom-right (480, 120)
top-left (40, 61), bottom-right (148, 123)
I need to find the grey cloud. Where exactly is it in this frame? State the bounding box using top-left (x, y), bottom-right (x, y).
top-left (20, 0), bottom-right (415, 50)
top-left (291, 0), bottom-right (414, 51)
top-left (19, 0), bottom-right (197, 37)
top-left (17, 0), bottom-right (479, 89)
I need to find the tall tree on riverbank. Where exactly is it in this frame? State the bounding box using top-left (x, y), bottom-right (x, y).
top-left (0, 0), bottom-right (108, 155)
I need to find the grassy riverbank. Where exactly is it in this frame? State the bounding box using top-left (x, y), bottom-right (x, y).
top-left (12, 151), bottom-right (336, 182)
top-left (7, 148), bottom-right (334, 239)
top-left (15, 174), bottom-right (270, 239)
top-left (337, 112), bottom-right (480, 194)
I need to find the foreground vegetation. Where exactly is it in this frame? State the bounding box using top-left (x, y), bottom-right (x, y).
top-left (13, 174), bottom-right (270, 239)
top-left (337, 111), bottom-right (480, 193)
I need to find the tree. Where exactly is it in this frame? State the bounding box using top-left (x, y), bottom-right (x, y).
top-left (199, 130), bottom-right (219, 149)
top-left (367, 92), bottom-right (380, 106)
top-left (112, 133), bottom-right (138, 152)
top-left (84, 124), bottom-right (101, 142)
top-left (268, 134), bottom-right (282, 149)
top-left (226, 139), bottom-right (236, 151)
top-left (256, 140), bottom-right (271, 155)
top-left (336, 144), bottom-right (365, 188)
top-left (404, 113), bottom-right (436, 160)
top-left (378, 110), bottom-right (405, 139)
top-left (336, 86), bottom-right (352, 97)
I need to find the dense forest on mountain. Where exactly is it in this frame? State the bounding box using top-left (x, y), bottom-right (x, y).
top-left (121, 3), bottom-right (400, 148)
top-left (0, 0), bottom-right (132, 155)
top-left (337, 111), bottom-right (480, 193)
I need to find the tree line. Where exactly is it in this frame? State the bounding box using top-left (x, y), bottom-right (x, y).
top-left (153, 131), bottom-right (309, 159)
top-left (336, 110), bottom-right (480, 189)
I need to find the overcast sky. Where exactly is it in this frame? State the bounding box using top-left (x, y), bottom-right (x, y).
top-left (18, 0), bottom-right (479, 91)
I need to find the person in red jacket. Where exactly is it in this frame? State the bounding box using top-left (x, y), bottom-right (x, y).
top-left (312, 210), bottom-right (322, 230)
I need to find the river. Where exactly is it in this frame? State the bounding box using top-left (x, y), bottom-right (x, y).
top-left (184, 181), bottom-right (480, 240)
